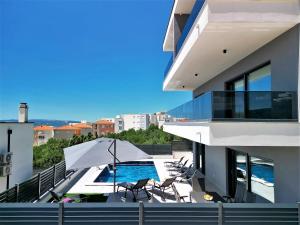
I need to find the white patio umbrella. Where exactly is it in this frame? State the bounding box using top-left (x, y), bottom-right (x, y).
top-left (63, 138), bottom-right (151, 193)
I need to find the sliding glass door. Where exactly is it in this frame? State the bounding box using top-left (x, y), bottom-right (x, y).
top-left (226, 63), bottom-right (271, 119)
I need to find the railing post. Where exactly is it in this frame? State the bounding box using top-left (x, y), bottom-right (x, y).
top-left (298, 202), bottom-right (300, 225)
top-left (64, 161), bottom-right (67, 180)
top-left (53, 165), bottom-right (56, 187)
top-left (15, 184), bottom-right (19, 202)
top-left (139, 201), bottom-right (144, 225)
top-left (37, 173), bottom-right (41, 200)
top-left (58, 202), bottom-right (64, 225)
top-left (218, 201), bottom-right (223, 225)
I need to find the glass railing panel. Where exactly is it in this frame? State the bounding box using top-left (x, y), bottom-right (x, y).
top-left (164, 56), bottom-right (173, 78)
top-left (212, 91), bottom-right (297, 121)
top-left (167, 91), bottom-right (297, 122)
top-left (167, 92), bottom-right (212, 121)
top-left (176, 0), bottom-right (205, 55)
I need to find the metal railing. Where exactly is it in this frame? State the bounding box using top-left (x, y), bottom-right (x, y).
top-left (0, 161), bottom-right (74, 203)
top-left (0, 202), bottom-right (299, 225)
top-left (167, 91), bottom-right (298, 122)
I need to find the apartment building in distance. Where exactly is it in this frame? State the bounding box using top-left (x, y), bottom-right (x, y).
top-left (116, 114), bottom-right (150, 132)
top-left (150, 112), bottom-right (167, 128)
top-left (162, 0), bottom-right (300, 203)
top-left (33, 125), bottom-right (54, 146)
top-left (92, 120), bottom-right (115, 136)
top-left (114, 116), bottom-right (124, 133)
top-left (0, 103), bottom-right (33, 192)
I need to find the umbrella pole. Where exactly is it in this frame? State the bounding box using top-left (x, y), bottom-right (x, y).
top-left (113, 139), bottom-right (116, 194)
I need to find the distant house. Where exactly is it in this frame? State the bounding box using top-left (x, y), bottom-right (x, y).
top-left (93, 120), bottom-right (114, 136)
top-left (54, 125), bottom-right (81, 140)
top-left (33, 125), bottom-right (54, 146)
top-left (71, 123), bottom-right (92, 136)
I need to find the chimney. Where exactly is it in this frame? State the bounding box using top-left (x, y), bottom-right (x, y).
top-left (18, 103), bottom-right (28, 123)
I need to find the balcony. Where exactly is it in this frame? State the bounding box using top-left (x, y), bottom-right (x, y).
top-left (163, 0), bottom-right (300, 91)
top-left (167, 91), bottom-right (298, 122)
top-left (164, 91), bottom-right (299, 146)
top-left (164, 0), bottom-right (205, 79)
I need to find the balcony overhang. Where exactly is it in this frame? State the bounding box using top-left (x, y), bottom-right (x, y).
top-left (163, 0), bottom-right (300, 91)
top-left (163, 122), bottom-right (300, 147)
top-left (163, 0), bottom-right (196, 52)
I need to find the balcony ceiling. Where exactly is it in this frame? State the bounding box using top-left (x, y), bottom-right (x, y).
top-left (163, 122), bottom-right (300, 147)
top-left (163, 0), bottom-right (300, 91)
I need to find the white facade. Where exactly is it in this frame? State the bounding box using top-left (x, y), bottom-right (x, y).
top-left (0, 123), bottom-right (33, 192)
top-left (114, 116), bottom-right (124, 133)
top-left (120, 114), bottom-right (150, 131)
top-left (149, 112), bottom-right (167, 128)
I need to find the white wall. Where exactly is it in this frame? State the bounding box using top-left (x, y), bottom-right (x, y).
top-left (205, 146), bottom-right (227, 196)
top-left (0, 123), bottom-right (33, 192)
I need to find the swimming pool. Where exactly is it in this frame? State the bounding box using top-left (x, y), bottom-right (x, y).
top-left (94, 161), bottom-right (160, 183)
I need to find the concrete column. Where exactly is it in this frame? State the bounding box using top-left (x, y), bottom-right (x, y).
top-left (193, 142), bottom-right (200, 170)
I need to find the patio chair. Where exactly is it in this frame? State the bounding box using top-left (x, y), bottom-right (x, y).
top-left (169, 164), bottom-right (193, 178)
top-left (167, 159), bottom-right (189, 172)
top-left (153, 177), bottom-right (177, 199)
top-left (164, 156), bottom-right (184, 167)
top-left (177, 165), bottom-right (195, 182)
top-left (117, 178), bottom-right (151, 202)
top-left (223, 181), bottom-right (246, 203)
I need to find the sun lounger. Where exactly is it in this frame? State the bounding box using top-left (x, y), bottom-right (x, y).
top-left (117, 178), bottom-right (151, 202)
top-left (164, 156), bottom-right (184, 168)
top-left (153, 177), bottom-right (177, 200)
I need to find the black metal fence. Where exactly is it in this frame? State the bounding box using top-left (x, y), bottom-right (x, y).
top-left (0, 202), bottom-right (299, 225)
top-left (136, 144), bottom-right (172, 155)
top-left (135, 141), bottom-right (193, 155)
top-left (0, 161), bottom-right (73, 203)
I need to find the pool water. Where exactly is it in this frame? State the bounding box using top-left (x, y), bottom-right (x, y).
top-left (94, 162), bottom-right (160, 183)
top-left (237, 163), bottom-right (274, 183)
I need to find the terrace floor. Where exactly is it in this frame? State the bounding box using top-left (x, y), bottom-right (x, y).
top-left (65, 152), bottom-right (224, 203)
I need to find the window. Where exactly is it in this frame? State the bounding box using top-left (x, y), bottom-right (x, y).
top-left (228, 148), bottom-right (275, 202)
top-left (227, 63), bottom-right (271, 91)
top-left (248, 64), bottom-right (271, 91)
top-left (250, 156), bottom-right (274, 203)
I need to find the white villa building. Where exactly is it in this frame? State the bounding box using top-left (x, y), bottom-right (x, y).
top-left (0, 103), bottom-right (33, 192)
top-left (114, 114), bottom-right (150, 132)
top-left (162, 0), bottom-right (300, 203)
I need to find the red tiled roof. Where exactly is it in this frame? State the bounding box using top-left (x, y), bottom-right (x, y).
top-left (72, 123), bottom-right (92, 129)
top-left (54, 125), bottom-right (81, 131)
top-left (96, 120), bottom-right (114, 125)
top-left (34, 125), bottom-right (54, 131)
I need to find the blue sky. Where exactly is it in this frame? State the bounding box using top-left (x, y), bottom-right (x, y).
top-left (0, 0), bottom-right (191, 121)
